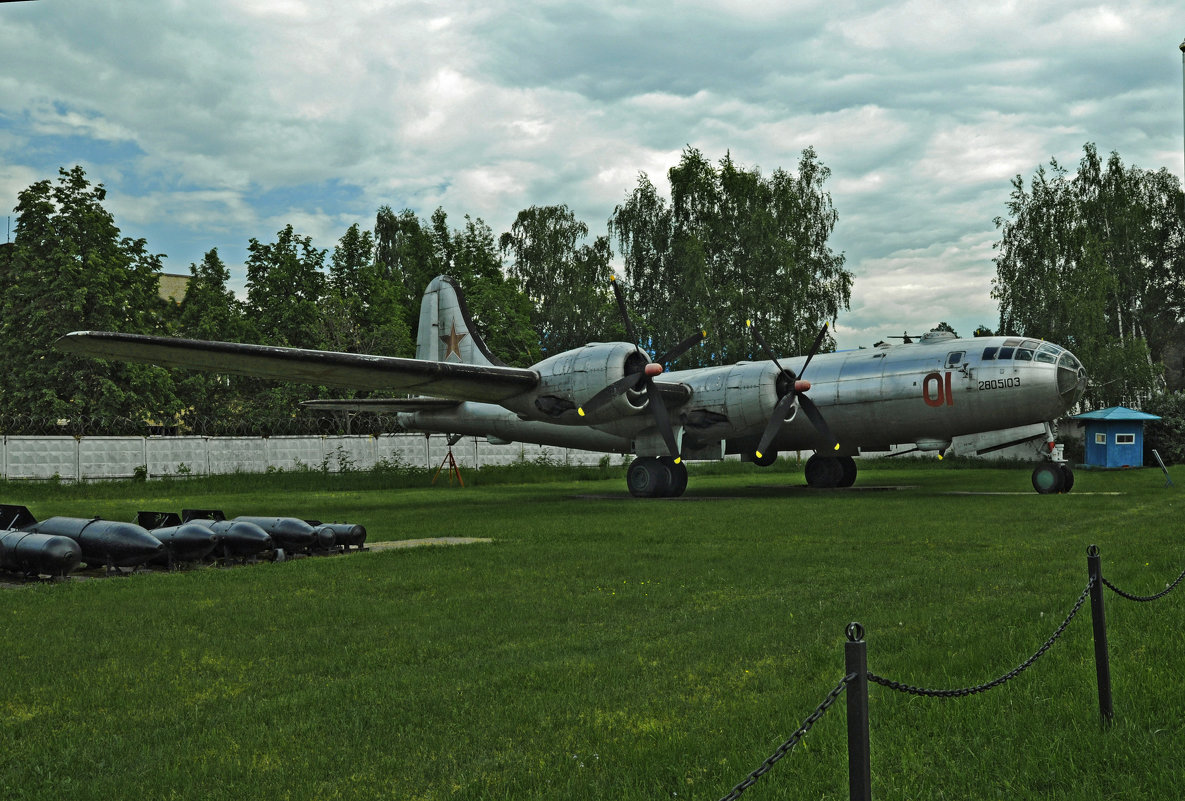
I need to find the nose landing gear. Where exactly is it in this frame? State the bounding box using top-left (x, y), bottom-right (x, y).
top-left (1032, 462), bottom-right (1075, 494)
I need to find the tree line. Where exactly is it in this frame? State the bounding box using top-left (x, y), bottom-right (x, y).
top-left (2, 143), bottom-right (1182, 441)
top-left (0, 149), bottom-right (851, 432)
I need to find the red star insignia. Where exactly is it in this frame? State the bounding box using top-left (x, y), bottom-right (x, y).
top-left (440, 322), bottom-right (467, 360)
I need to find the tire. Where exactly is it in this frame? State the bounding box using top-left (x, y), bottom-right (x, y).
top-left (1032, 463), bottom-right (1065, 494)
top-left (837, 455), bottom-right (858, 488)
top-left (805, 454), bottom-right (843, 488)
top-left (1058, 463), bottom-right (1075, 493)
top-left (627, 457), bottom-right (671, 498)
top-left (660, 457), bottom-right (688, 497)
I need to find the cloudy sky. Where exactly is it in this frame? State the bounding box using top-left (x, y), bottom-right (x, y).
top-left (2, 0), bottom-right (1183, 349)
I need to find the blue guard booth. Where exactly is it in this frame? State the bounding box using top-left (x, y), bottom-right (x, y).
top-left (1072, 406), bottom-right (1161, 468)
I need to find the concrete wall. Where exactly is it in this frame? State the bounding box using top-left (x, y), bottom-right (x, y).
top-left (0, 434), bottom-right (617, 481)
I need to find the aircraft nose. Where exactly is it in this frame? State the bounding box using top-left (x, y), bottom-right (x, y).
top-left (1056, 350), bottom-right (1087, 407)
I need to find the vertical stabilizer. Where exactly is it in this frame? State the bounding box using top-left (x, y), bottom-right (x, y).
top-left (415, 275), bottom-right (503, 366)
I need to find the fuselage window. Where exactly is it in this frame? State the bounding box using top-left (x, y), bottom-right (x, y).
top-left (982, 346), bottom-right (998, 360)
top-left (1015, 349), bottom-right (1033, 361)
top-left (945, 351), bottom-right (965, 369)
top-left (998, 347), bottom-right (1015, 359)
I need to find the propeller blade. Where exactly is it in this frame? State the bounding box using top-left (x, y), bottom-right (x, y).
top-left (799, 322), bottom-right (829, 377)
top-left (746, 319), bottom-right (788, 377)
top-left (610, 276), bottom-right (637, 348)
top-left (798, 394), bottom-right (840, 451)
top-left (656, 329), bottom-right (707, 366)
top-left (754, 392), bottom-right (796, 460)
top-left (643, 377), bottom-right (681, 462)
top-left (577, 372), bottom-right (644, 417)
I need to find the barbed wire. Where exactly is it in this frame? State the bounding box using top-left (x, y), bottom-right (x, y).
top-left (867, 578), bottom-right (1094, 698)
top-left (0, 414), bottom-right (406, 437)
top-left (1102, 568), bottom-right (1185, 603)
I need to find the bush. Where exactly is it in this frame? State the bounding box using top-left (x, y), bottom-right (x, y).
top-left (1143, 391), bottom-right (1185, 465)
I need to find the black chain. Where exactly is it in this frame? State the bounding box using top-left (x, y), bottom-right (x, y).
top-left (1103, 568), bottom-right (1185, 603)
top-left (867, 578), bottom-right (1094, 698)
top-left (716, 673), bottom-right (854, 801)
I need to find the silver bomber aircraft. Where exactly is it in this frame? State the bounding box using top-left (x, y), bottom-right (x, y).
top-left (56, 274), bottom-right (1088, 498)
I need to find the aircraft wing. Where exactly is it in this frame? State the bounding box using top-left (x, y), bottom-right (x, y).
top-left (300, 397), bottom-right (462, 413)
top-left (55, 331), bottom-right (540, 404)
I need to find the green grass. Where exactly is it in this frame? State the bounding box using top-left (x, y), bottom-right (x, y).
top-left (2, 460), bottom-right (1183, 800)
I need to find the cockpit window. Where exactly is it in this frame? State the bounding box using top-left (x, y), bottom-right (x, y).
top-left (1034, 350), bottom-right (1057, 364)
top-left (998, 347), bottom-right (1015, 359)
top-left (982, 346), bottom-right (998, 360)
top-left (1015, 348), bottom-right (1033, 361)
top-left (1037, 343), bottom-right (1062, 356)
top-left (945, 351), bottom-right (965, 369)
top-left (1021, 339), bottom-right (1041, 349)
top-left (1003, 338), bottom-right (1022, 347)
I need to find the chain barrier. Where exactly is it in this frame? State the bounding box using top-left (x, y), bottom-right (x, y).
top-left (1102, 568), bottom-right (1185, 603)
top-left (715, 673), bottom-right (854, 801)
top-left (867, 578), bottom-right (1095, 698)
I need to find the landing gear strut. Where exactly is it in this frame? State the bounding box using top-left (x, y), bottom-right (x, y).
top-left (1032, 462), bottom-right (1074, 494)
top-left (627, 456), bottom-right (688, 498)
top-left (804, 454), bottom-right (858, 489)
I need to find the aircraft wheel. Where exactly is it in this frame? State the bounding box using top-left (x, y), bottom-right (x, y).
top-left (627, 457), bottom-right (671, 498)
top-left (660, 457), bottom-right (688, 497)
top-left (1058, 463), bottom-right (1075, 493)
top-left (1032, 463), bottom-right (1065, 495)
top-left (837, 455), bottom-right (858, 488)
top-left (752, 450), bottom-right (778, 467)
top-left (804, 454), bottom-right (843, 488)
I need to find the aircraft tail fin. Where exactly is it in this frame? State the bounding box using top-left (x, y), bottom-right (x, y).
top-left (415, 275), bottom-right (503, 366)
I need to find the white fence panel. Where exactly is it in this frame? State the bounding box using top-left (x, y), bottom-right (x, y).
top-left (266, 436), bottom-right (327, 471)
top-left (3, 436), bottom-right (79, 480)
top-left (208, 437), bottom-right (268, 475)
top-left (80, 437), bottom-right (144, 479)
top-left (147, 437), bottom-right (211, 477)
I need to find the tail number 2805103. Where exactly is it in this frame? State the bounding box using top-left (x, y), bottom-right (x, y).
top-left (923, 371), bottom-right (1020, 407)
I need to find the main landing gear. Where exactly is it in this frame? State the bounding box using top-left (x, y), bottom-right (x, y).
top-left (627, 456), bottom-right (689, 498)
top-left (751, 451), bottom-right (859, 489)
top-left (803, 453), bottom-right (858, 489)
top-left (1032, 462), bottom-right (1075, 494)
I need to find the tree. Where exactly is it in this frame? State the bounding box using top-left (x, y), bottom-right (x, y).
top-left (322, 223), bottom-right (412, 358)
top-left (0, 166), bottom-right (178, 425)
top-left (376, 206), bottom-right (538, 366)
top-left (171, 248), bottom-right (247, 422)
top-left (610, 147), bottom-right (851, 367)
top-left (500, 205), bottom-right (620, 356)
top-left (992, 144), bottom-right (1184, 407)
top-left (244, 225), bottom-right (327, 349)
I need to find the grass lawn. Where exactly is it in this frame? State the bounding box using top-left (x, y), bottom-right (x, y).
top-left (2, 459), bottom-right (1182, 800)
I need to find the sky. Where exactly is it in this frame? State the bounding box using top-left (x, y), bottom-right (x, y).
top-left (2, 0), bottom-right (1183, 350)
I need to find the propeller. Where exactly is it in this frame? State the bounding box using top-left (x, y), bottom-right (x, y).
top-left (746, 318), bottom-right (839, 460)
top-left (576, 276), bottom-right (706, 463)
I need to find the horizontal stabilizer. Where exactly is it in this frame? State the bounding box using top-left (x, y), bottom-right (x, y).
top-left (301, 397), bottom-right (462, 413)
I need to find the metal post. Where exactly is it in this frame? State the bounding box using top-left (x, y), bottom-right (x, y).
top-left (1086, 545), bottom-right (1114, 726)
top-left (1180, 39), bottom-right (1185, 182)
top-left (845, 622), bottom-right (872, 801)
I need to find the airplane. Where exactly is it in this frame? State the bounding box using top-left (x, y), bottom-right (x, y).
top-left (55, 274), bottom-right (1089, 498)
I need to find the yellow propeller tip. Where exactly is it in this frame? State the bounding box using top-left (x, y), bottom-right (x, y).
top-left (674, 457), bottom-right (682, 464)
top-left (746, 319), bottom-right (752, 327)
top-left (833, 443), bottom-right (841, 451)
top-left (755, 450), bottom-right (763, 459)
top-left (937, 454), bottom-right (944, 461)
top-left (577, 408), bottom-right (585, 417)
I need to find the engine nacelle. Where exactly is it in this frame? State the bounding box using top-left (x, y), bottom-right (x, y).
top-left (676, 361), bottom-right (794, 439)
top-left (503, 342), bottom-right (652, 424)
